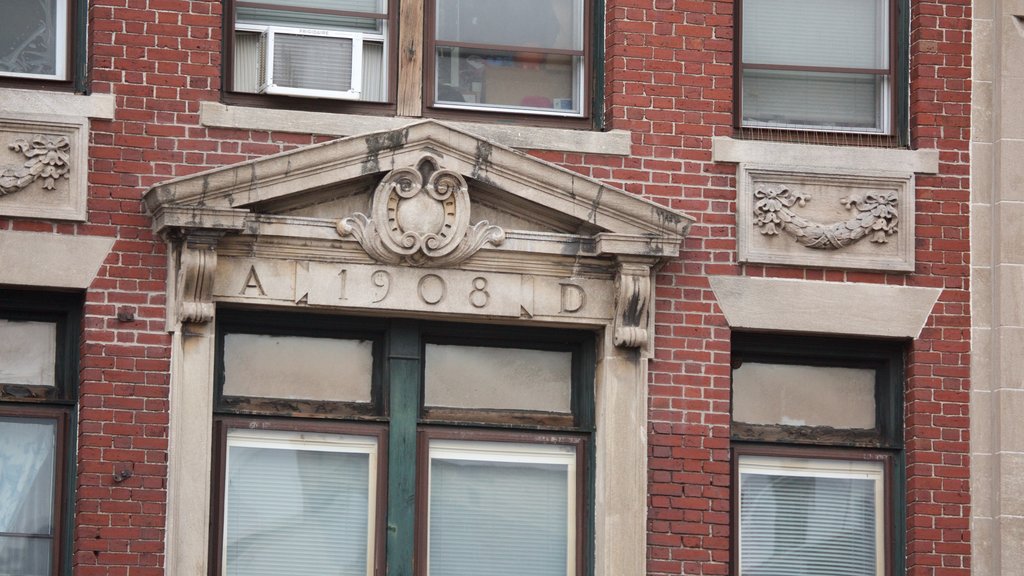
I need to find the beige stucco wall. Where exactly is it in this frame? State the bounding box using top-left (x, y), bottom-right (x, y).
top-left (970, 1), bottom-right (1024, 573)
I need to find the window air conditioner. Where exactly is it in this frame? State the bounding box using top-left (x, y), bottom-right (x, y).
top-left (259, 27), bottom-right (364, 100)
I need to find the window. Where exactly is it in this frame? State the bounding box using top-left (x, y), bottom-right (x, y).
top-left (225, 0), bottom-right (595, 120)
top-left (427, 0), bottom-right (588, 117)
top-left (0, 0), bottom-right (71, 81)
top-left (737, 0), bottom-right (896, 133)
top-left (730, 334), bottom-right (904, 576)
top-left (0, 290), bottom-right (80, 576)
top-left (229, 0), bottom-right (391, 102)
top-left (211, 311), bottom-right (594, 576)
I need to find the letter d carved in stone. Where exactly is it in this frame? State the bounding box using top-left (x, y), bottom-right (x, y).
top-left (560, 283), bottom-right (586, 314)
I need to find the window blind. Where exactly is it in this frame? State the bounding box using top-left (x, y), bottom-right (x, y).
top-left (224, 431), bottom-right (375, 576)
top-left (739, 458), bottom-right (883, 576)
top-left (428, 441), bottom-right (575, 576)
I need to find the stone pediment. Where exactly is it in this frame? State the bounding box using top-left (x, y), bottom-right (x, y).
top-left (143, 121), bottom-right (692, 349)
top-left (144, 120), bottom-right (693, 261)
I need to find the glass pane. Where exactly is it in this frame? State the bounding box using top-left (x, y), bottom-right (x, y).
top-left (742, 69), bottom-right (886, 131)
top-left (435, 47), bottom-right (581, 114)
top-left (0, 417), bottom-right (56, 576)
top-left (237, 7), bottom-right (384, 34)
top-left (436, 0), bottom-right (582, 51)
top-left (0, 319), bottom-right (57, 387)
top-left (739, 457), bottom-right (883, 576)
top-left (425, 344), bottom-right (572, 413)
top-left (0, 536), bottom-right (51, 576)
top-left (743, 0), bottom-right (888, 69)
top-left (224, 430), bottom-right (376, 576)
top-left (732, 362), bottom-right (876, 429)
top-left (428, 441), bottom-right (575, 576)
top-left (223, 333), bottom-right (373, 403)
top-left (0, 0), bottom-right (62, 77)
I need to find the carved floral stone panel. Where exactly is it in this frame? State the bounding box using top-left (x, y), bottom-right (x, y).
top-left (0, 114), bottom-right (87, 221)
top-left (737, 164), bottom-right (915, 272)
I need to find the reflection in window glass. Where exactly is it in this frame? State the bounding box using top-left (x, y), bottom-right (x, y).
top-left (0, 0), bottom-right (66, 79)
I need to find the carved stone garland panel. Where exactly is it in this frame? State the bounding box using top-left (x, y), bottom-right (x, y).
top-left (0, 114), bottom-right (88, 221)
top-left (737, 164), bottom-right (915, 272)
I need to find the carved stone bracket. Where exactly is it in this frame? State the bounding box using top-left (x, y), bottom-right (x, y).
top-left (176, 232), bottom-right (222, 324)
top-left (613, 262), bottom-right (652, 349)
top-left (337, 157), bottom-right (505, 267)
top-left (0, 136), bottom-right (71, 196)
top-left (753, 185), bottom-right (899, 250)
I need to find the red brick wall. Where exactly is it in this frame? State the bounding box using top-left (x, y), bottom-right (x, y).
top-left (1, 0), bottom-right (971, 573)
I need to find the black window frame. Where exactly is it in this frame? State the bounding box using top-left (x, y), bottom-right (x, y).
top-left (0, 288), bottom-right (81, 576)
top-left (729, 332), bottom-right (906, 576)
top-left (733, 0), bottom-right (910, 145)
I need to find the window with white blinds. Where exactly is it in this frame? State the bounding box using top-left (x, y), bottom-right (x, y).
top-left (427, 440), bottom-right (577, 576)
top-left (739, 0), bottom-right (892, 133)
top-left (222, 429), bottom-right (378, 576)
top-left (738, 456), bottom-right (884, 576)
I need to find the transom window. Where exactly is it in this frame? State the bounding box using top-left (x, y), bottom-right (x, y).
top-left (737, 0), bottom-right (895, 133)
top-left (211, 311), bottom-right (594, 576)
top-left (730, 333), bottom-right (904, 576)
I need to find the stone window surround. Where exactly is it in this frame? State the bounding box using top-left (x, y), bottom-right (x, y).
top-left (148, 121), bottom-right (694, 576)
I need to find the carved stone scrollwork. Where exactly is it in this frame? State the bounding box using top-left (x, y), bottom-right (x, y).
top-left (176, 234), bottom-right (220, 324)
top-left (337, 157), bottom-right (505, 267)
top-left (753, 185), bottom-right (899, 250)
top-left (613, 263), bottom-right (652, 349)
top-left (0, 136), bottom-right (71, 196)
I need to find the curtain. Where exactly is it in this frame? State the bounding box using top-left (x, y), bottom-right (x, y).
top-left (0, 417), bottom-right (56, 576)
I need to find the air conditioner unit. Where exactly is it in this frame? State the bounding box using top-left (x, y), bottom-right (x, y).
top-left (259, 27), bottom-right (364, 100)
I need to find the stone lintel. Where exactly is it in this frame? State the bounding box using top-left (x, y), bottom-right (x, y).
top-left (0, 231), bottom-right (115, 289)
top-left (709, 276), bottom-right (942, 339)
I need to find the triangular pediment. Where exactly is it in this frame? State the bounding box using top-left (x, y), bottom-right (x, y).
top-left (144, 120), bottom-right (692, 263)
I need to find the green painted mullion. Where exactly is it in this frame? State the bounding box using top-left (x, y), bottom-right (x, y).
top-left (385, 320), bottom-right (421, 576)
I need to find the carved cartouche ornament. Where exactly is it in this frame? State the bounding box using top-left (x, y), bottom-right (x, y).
top-left (753, 185), bottom-right (899, 250)
top-left (337, 158), bottom-right (505, 267)
top-left (0, 136), bottom-right (71, 196)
